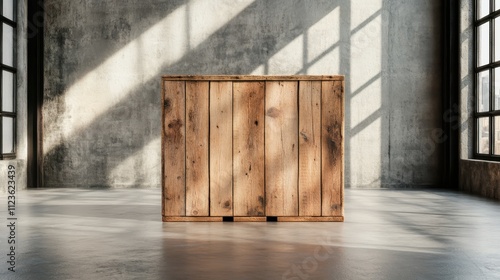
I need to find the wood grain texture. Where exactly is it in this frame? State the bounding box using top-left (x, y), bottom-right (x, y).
top-left (185, 81), bottom-right (209, 216)
top-left (163, 75), bottom-right (344, 81)
top-left (277, 216), bottom-right (344, 222)
top-left (321, 81), bottom-right (344, 217)
top-left (163, 81), bottom-right (186, 217)
top-left (163, 216), bottom-right (223, 222)
top-left (210, 82), bottom-right (233, 216)
top-left (162, 76), bottom-right (344, 222)
top-left (162, 216), bottom-right (342, 222)
top-left (233, 82), bottom-right (265, 216)
top-left (298, 81), bottom-right (322, 216)
top-left (265, 81), bottom-right (299, 217)
top-left (233, 217), bottom-right (267, 222)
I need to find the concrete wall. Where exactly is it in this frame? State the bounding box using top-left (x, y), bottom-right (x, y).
top-left (43, 0), bottom-right (443, 189)
top-left (0, 0), bottom-right (28, 192)
top-left (459, 0), bottom-right (500, 200)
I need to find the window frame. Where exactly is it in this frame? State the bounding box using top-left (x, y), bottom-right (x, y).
top-left (0, 0), bottom-right (17, 160)
top-left (474, 0), bottom-right (500, 160)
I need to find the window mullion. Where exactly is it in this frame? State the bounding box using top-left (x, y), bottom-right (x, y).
top-left (492, 0), bottom-right (496, 155)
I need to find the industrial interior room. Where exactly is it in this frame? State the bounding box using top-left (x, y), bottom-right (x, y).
top-left (0, 0), bottom-right (499, 279)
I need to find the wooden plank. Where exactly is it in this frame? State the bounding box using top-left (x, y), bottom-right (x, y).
top-left (162, 216), bottom-right (343, 222)
top-left (233, 217), bottom-right (267, 222)
top-left (210, 82), bottom-right (233, 216)
top-left (163, 216), bottom-right (223, 222)
top-left (162, 81), bottom-right (186, 217)
top-left (163, 75), bottom-right (344, 81)
top-left (321, 81), bottom-right (344, 217)
top-left (233, 82), bottom-right (265, 216)
top-left (265, 81), bottom-right (299, 217)
top-left (298, 81), bottom-right (322, 216)
top-left (277, 216), bottom-right (344, 222)
top-left (185, 81), bottom-right (209, 216)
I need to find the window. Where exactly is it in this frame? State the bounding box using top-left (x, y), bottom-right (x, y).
top-left (0, 0), bottom-right (16, 160)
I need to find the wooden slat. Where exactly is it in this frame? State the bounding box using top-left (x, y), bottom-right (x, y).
top-left (210, 82), bottom-right (233, 216)
top-left (233, 217), bottom-right (267, 222)
top-left (162, 81), bottom-right (186, 217)
top-left (277, 216), bottom-right (344, 222)
top-left (185, 81), bottom-right (209, 216)
top-left (298, 81), bottom-right (322, 216)
top-left (265, 81), bottom-right (299, 217)
top-left (233, 82), bottom-right (265, 216)
top-left (321, 81), bottom-right (344, 217)
top-left (163, 75), bottom-right (344, 81)
top-left (163, 216), bottom-right (343, 222)
top-left (163, 216), bottom-right (223, 222)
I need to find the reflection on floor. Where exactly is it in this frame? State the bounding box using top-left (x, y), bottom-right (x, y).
top-left (0, 188), bottom-right (499, 279)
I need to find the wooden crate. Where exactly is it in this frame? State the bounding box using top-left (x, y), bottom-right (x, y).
top-left (162, 75), bottom-right (344, 222)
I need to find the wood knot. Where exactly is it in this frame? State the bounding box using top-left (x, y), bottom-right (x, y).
top-left (300, 131), bottom-right (309, 142)
top-left (266, 107), bottom-right (280, 118)
top-left (164, 98), bottom-right (172, 112)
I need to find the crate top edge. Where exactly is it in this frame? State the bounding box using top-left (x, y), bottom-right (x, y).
top-left (161, 75), bottom-right (345, 81)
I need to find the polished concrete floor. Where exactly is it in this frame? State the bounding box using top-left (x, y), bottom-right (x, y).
top-left (0, 188), bottom-right (499, 279)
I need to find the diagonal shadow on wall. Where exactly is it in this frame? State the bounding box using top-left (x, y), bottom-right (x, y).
top-left (44, 0), bottom-right (188, 96)
top-left (43, 0), bottom-right (342, 188)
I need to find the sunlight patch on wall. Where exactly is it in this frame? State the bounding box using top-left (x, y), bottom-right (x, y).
top-left (109, 137), bottom-right (161, 188)
top-left (251, 7), bottom-right (341, 75)
top-left (44, 0), bottom-right (255, 154)
top-left (267, 34), bottom-right (304, 74)
top-left (348, 1), bottom-right (384, 187)
top-left (305, 6), bottom-right (340, 74)
top-left (350, 77), bottom-right (382, 129)
top-left (187, 0), bottom-right (254, 49)
top-left (349, 118), bottom-right (382, 187)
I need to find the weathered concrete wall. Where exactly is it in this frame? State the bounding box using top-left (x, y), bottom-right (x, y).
top-left (460, 0), bottom-right (474, 160)
top-left (459, 0), bottom-right (500, 200)
top-left (43, 0), bottom-right (442, 189)
top-left (0, 0), bottom-right (28, 192)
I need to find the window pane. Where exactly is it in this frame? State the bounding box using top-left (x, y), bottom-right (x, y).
top-left (478, 117), bottom-right (490, 154)
top-left (2, 0), bottom-right (14, 21)
top-left (497, 0), bottom-right (500, 11)
top-left (478, 23), bottom-right (490, 67)
top-left (496, 19), bottom-right (500, 62)
top-left (495, 117), bottom-right (500, 155)
top-left (479, 0), bottom-right (490, 19)
top-left (478, 70), bottom-right (490, 112)
top-left (495, 68), bottom-right (500, 110)
top-left (2, 117), bottom-right (14, 154)
top-left (2, 23), bottom-right (14, 67)
top-left (2, 71), bottom-right (14, 112)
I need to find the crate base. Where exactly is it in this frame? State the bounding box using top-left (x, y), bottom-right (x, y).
top-left (162, 216), bottom-right (344, 222)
